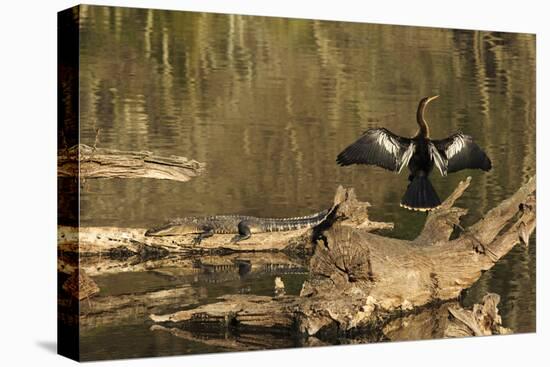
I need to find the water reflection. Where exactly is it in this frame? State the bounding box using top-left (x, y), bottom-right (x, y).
top-left (75, 5), bottom-right (535, 360)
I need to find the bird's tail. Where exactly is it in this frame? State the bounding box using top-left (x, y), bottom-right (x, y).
top-left (400, 175), bottom-right (441, 212)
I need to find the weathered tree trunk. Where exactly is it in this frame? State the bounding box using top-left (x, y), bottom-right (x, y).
top-left (58, 144), bottom-right (205, 182)
top-left (150, 176), bottom-right (535, 337)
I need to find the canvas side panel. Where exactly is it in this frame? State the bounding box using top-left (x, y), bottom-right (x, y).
top-left (57, 5), bottom-right (80, 362)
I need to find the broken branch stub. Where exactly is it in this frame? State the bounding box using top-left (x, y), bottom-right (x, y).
top-left (445, 293), bottom-right (512, 337)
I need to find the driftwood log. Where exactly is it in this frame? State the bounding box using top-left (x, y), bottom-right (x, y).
top-left (150, 176), bottom-right (535, 337)
top-left (58, 144), bottom-right (205, 182)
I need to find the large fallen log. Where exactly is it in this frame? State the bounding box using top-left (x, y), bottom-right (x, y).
top-left (58, 144), bottom-right (205, 182)
top-left (150, 176), bottom-right (535, 337)
top-left (57, 224), bottom-right (318, 255)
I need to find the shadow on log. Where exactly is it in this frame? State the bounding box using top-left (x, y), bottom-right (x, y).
top-left (58, 144), bottom-right (205, 182)
top-left (150, 176), bottom-right (535, 337)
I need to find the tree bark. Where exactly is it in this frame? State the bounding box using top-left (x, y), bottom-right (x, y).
top-left (150, 176), bottom-right (535, 337)
top-left (58, 144), bottom-right (205, 182)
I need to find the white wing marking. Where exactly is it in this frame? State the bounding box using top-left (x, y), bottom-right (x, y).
top-left (446, 133), bottom-right (466, 159)
top-left (429, 142), bottom-right (448, 176)
top-left (398, 143), bottom-right (416, 173)
top-left (375, 131), bottom-right (400, 157)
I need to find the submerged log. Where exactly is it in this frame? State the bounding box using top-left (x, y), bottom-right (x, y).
top-left (382, 293), bottom-right (511, 341)
top-left (80, 286), bottom-right (199, 330)
top-left (444, 293), bottom-right (512, 337)
top-left (58, 144), bottom-right (205, 182)
top-left (150, 176), bottom-right (535, 337)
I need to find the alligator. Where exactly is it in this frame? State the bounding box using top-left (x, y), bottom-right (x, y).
top-left (144, 209), bottom-right (331, 244)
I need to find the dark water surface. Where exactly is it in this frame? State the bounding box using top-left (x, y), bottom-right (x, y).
top-left (76, 5), bottom-right (535, 360)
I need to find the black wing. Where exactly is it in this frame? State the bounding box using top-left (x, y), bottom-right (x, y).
top-left (433, 132), bottom-right (492, 175)
top-left (336, 128), bottom-right (414, 173)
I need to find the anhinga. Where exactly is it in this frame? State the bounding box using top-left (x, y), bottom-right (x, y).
top-left (336, 95), bottom-right (492, 211)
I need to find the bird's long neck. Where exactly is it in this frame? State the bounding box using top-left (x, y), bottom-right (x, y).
top-left (416, 102), bottom-right (430, 138)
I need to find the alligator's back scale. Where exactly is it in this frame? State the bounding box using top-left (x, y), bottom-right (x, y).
top-left (145, 209), bottom-right (330, 244)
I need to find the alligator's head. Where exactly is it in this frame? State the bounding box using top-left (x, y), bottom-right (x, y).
top-left (144, 224), bottom-right (169, 236)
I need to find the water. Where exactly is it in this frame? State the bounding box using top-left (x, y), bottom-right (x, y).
top-left (73, 5), bottom-right (535, 360)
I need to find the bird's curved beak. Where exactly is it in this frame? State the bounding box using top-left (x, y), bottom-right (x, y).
top-left (427, 95), bottom-right (440, 103)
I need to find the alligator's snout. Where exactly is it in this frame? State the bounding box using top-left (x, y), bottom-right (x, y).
top-left (144, 228), bottom-right (156, 236)
top-left (144, 226), bottom-right (166, 236)
top-left (144, 223), bottom-right (181, 236)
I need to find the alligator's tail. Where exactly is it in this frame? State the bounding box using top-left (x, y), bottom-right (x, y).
top-left (262, 209), bottom-right (330, 232)
top-left (400, 175), bottom-right (441, 212)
